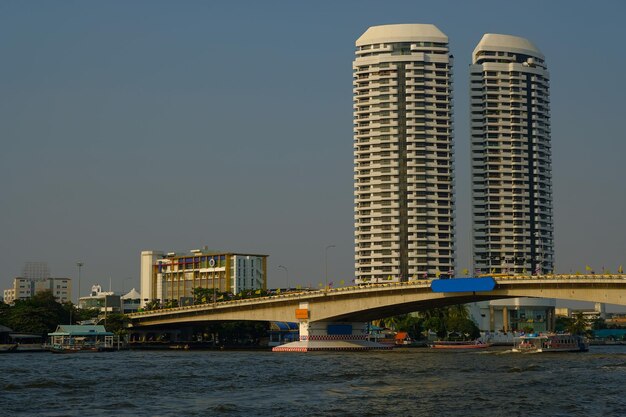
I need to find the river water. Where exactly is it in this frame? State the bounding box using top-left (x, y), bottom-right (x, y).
top-left (1, 346), bottom-right (625, 417)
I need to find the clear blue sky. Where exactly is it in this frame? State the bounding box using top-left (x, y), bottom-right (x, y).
top-left (1, 0), bottom-right (625, 295)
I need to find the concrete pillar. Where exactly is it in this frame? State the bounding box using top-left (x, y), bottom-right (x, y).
top-left (489, 305), bottom-right (495, 332)
top-left (299, 321), bottom-right (368, 341)
top-left (595, 302), bottom-right (606, 319)
top-left (502, 306), bottom-right (509, 332)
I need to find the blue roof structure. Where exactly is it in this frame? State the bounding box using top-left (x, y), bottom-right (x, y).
top-left (48, 325), bottom-right (113, 337)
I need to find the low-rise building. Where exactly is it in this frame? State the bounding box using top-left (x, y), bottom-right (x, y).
top-left (2, 277), bottom-right (72, 305)
top-left (140, 249), bottom-right (268, 307)
top-left (121, 288), bottom-right (141, 313)
top-left (469, 298), bottom-right (556, 334)
top-left (78, 284), bottom-right (121, 314)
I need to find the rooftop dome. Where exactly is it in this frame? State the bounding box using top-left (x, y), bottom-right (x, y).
top-left (356, 24), bottom-right (448, 46)
top-left (473, 33), bottom-right (544, 60)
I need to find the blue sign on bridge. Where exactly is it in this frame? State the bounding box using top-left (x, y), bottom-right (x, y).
top-left (430, 277), bottom-right (496, 293)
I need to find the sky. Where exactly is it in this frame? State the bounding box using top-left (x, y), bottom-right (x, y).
top-left (1, 0), bottom-right (625, 301)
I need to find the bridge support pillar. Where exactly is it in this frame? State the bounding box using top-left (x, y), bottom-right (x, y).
top-left (273, 321), bottom-right (393, 352)
top-left (502, 306), bottom-right (509, 332)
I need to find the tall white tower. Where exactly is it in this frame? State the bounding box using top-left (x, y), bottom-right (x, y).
top-left (353, 24), bottom-right (456, 283)
top-left (470, 34), bottom-right (554, 275)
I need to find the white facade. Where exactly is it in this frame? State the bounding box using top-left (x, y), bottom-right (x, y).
top-left (3, 288), bottom-right (16, 305)
top-left (35, 277), bottom-right (72, 303)
top-left (78, 284), bottom-right (120, 313)
top-left (469, 298), bottom-right (556, 333)
top-left (470, 34), bottom-right (554, 275)
top-left (2, 277), bottom-right (71, 305)
top-left (353, 24), bottom-right (456, 283)
top-left (121, 288), bottom-right (142, 313)
top-left (141, 251), bottom-right (162, 306)
top-left (231, 255), bottom-right (265, 294)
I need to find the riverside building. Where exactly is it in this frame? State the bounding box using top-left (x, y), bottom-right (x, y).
top-left (353, 24), bottom-right (456, 283)
top-left (140, 250), bottom-right (268, 307)
top-left (470, 34), bottom-right (554, 275)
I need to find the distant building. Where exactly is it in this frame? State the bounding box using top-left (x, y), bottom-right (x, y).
top-left (469, 298), bottom-right (556, 334)
top-left (121, 288), bottom-right (141, 313)
top-left (555, 302), bottom-right (606, 320)
top-left (78, 284), bottom-right (121, 314)
top-left (140, 249), bottom-right (268, 307)
top-left (2, 277), bottom-right (72, 305)
top-left (21, 262), bottom-right (51, 281)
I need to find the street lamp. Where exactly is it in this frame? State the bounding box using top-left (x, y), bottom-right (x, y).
top-left (70, 261), bottom-right (83, 325)
top-left (278, 265), bottom-right (289, 290)
top-left (325, 245), bottom-right (336, 292)
top-left (76, 261), bottom-right (83, 305)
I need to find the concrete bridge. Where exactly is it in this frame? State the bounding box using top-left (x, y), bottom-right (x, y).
top-left (128, 275), bottom-right (626, 329)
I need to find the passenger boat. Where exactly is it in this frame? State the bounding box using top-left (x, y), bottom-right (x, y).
top-left (47, 344), bottom-right (101, 354)
top-left (512, 333), bottom-right (589, 353)
top-left (429, 340), bottom-right (490, 349)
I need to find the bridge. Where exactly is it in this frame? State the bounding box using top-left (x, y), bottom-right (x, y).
top-left (128, 275), bottom-right (626, 343)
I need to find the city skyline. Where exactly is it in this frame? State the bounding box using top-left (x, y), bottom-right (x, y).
top-left (1, 1), bottom-right (625, 296)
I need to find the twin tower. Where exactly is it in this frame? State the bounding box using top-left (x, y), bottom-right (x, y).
top-left (353, 24), bottom-right (553, 283)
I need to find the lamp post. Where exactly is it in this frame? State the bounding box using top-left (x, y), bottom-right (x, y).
top-left (76, 262), bottom-right (83, 305)
top-left (325, 245), bottom-right (335, 292)
top-left (278, 265), bottom-right (289, 290)
top-left (70, 261), bottom-right (83, 325)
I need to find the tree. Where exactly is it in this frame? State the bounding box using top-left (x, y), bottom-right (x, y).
top-left (103, 313), bottom-right (131, 336)
top-left (555, 316), bottom-right (572, 332)
top-left (591, 317), bottom-right (607, 330)
top-left (4, 291), bottom-right (70, 335)
top-left (567, 312), bottom-right (588, 335)
top-left (419, 305), bottom-right (480, 340)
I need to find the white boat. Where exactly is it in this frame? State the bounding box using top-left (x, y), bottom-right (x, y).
top-left (512, 333), bottom-right (589, 353)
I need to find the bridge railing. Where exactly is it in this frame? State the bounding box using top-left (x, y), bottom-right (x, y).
top-left (128, 274), bottom-right (626, 317)
top-left (128, 279), bottom-right (434, 317)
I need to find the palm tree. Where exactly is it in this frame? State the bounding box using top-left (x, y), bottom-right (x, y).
top-left (567, 312), bottom-right (588, 335)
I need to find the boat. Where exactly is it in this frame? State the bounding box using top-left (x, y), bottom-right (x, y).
top-left (47, 344), bottom-right (101, 354)
top-left (512, 333), bottom-right (589, 353)
top-left (0, 334), bottom-right (44, 353)
top-left (429, 340), bottom-right (491, 349)
top-left (0, 344), bottom-right (18, 353)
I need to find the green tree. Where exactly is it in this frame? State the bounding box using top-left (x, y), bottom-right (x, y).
top-left (103, 313), bottom-right (131, 336)
top-left (591, 317), bottom-right (607, 330)
top-left (5, 291), bottom-right (70, 335)
top-left (555, 316), bottom-right (572, 332)
top-left (567, 312), bottom-right (588, 335)
top-left (419, 305), bottom-right (480, 340)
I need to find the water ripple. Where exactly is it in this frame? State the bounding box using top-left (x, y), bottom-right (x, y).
top-left (1, 347), bottom-right (625, 416)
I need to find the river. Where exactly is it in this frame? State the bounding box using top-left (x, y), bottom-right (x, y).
top-left (1, 346), bottom-right (625, 416)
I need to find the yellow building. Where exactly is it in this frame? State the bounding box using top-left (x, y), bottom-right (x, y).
top-left (140, 249), bottom-right (268, 307)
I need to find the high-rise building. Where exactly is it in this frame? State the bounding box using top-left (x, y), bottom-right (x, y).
top-left (470, 34), bottom-right (554, 275)
top-left (353, 24), bottom-right (456, 283)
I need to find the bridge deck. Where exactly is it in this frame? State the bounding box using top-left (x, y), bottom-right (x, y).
top-left (127, 274), bottom-right (626, 326)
